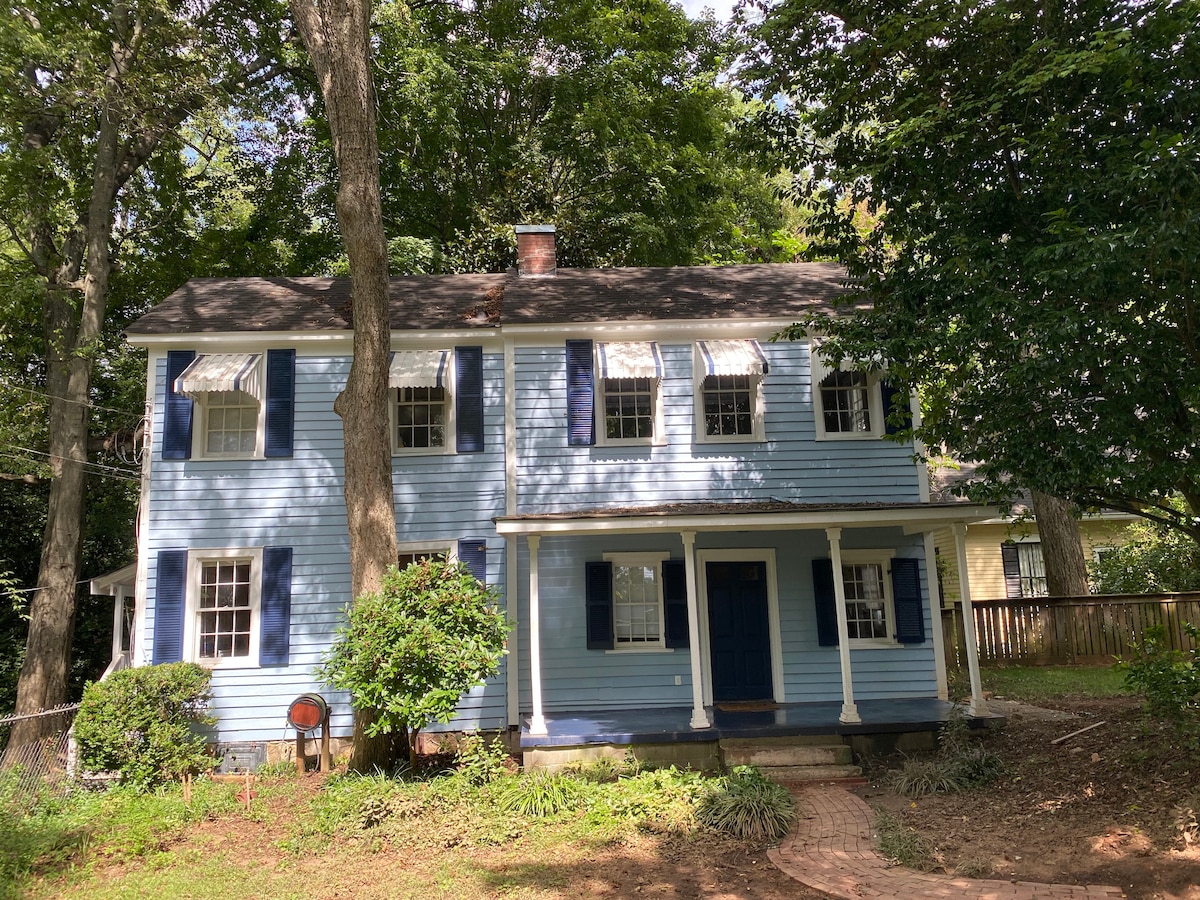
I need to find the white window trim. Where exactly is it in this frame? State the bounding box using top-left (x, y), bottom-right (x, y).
top-left (603, 551), bottom-right (671, 652)
top-left (183, 547), bottom-right (263, 669)
top-left (810, 342), bottom-right (885, 441)
top-left (395, 540), bottom-right (456, 565)
top-left (390, 355), bottom-right (456, 457)
top-left (594, 348), bottom-right (666, 447)
top-left (839, 549), bottom-right (898, 646)
top-left (193, 389), bottom-right (266, 460)
top-left (692, 348), bottom-right (766, 444)
top-left (695, 549), bottom-right (784, 707)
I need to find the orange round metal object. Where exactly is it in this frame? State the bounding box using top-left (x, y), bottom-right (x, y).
top-left (286, 693), bottom-right (328, 733)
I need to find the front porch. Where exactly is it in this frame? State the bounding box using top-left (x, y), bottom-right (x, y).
top-left (519, 698), bottom-right (1006, 771)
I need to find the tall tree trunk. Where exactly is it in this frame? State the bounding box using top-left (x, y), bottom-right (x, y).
top-left (1030, 490), bottom-right (1090, 598)
top-left (9, 72), bottom-right (120, 748)
top-left (288, 0), bottom-right (399, 773)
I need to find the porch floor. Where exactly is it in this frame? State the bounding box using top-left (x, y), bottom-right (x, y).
top-left (520, 698), bottom-right (1000, 748)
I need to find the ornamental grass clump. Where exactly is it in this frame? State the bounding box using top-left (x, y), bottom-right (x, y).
top-left (494, 769), bottom-right (587, 818)
top-left (695, 767), bottom-right (795, 842)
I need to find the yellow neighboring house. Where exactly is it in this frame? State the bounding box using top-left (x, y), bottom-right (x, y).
top-left (935, 515), bottom-right (1135, 604)
top-left (930, 464), bottom-right (1137, 603)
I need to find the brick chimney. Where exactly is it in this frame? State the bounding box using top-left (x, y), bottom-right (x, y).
top-left (515, 224), bottom-right (556, 276)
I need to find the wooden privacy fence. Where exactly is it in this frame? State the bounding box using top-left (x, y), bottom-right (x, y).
top-left (941, 593), bottom-right (1200, 668)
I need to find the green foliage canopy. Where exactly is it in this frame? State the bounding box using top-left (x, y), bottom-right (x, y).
top-left (1091, 500), bottom-right (1200, 594)
top-left (74, 663), bottom-right (216, 788)
top-left (746, 0), bottom-right (1200, 538)
top-left (319, 558), bottom-right (509, 751)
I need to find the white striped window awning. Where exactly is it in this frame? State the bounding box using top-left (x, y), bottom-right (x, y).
top-left (174, 354), bottom-right (263, 401)
top-left (389, 350), bottom-right (450, 389)
top-left (597, 342), bottom-right (663, 380)
top-left (697, 340), bottom-right (769, 377)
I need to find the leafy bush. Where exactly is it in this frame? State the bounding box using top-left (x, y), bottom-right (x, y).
top-left (1090, 500), bottom-right (1200, 594)
top-left (318, 558), bottom-right (509, 768)
top-left (74, 663), bottom-right (216, 788)
top-left (695, 767), bottom-right (795, 842)
top-left (1117, 623), bottom-right (1200, 720)
top-left (494, 769), bottom-right (587, 818)
top-left (453, 732), bottom-right (510, 785)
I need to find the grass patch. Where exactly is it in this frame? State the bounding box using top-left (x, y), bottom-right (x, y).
top-left (977, 666), bottom-right (1126, 702)
top-left (875, 809), bottom-right (939, 870)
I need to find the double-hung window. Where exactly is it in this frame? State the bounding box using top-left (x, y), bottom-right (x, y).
top-left (1001, 541), bottom-right (1048, 598)
top-left (603, 552), bottom-right (670, 649)
top-left (184, 549), bottom-right (263, 667)
top-left (838, 550), bottom-right (897, 643)
top-left (596, 342), bottom-right (664, 445)
top-left (693, 340), bottom-right (769, 443)
top-left (810, 342), bottom-right (886, 440)
top-left (175, 354), bottom-right (265, 458)
top-left (390, 350), bottom-right (453, 454)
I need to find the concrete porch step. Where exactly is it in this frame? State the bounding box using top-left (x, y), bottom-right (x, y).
top-left (720, 738), bottom-right (854, 768)
top-left (758, 763), bottom-right (863, 782)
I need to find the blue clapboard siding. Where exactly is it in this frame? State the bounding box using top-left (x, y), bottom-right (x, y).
top-left (513, 341), bottom-right (922, 514)
top-left (514, 528), bottom-right (938, 712)
top-left (142, 352), bottom-right (509, 742)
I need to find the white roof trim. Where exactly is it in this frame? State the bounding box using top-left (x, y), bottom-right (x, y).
top-left (175, 353), bottom-right (262, 401)
top-left (388, 349), bottom-right (449, 389)
top-left (697, 340), bottom-right (769, 377)
top-left (495, 504), bottom-right (999, 537)
top-left (598, 341), bottom-right (663, 379)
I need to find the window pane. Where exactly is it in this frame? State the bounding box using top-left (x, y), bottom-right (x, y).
top-left (603, 378), bottom-right (654, 440)
top-left (396, 387), bottom-right (446, 449)
top-left (821, 371), bottom-right (871, 433)
top-left (197, 557), bottom-right (253, 659)
top-left (842, 562), bottom-right (888, 640)
top-left (702, 375), bottom-right (755, 436)
top-left (612, 563), bottom-right (662, 644)
top-left (204, 393), bottom-right (258, 456)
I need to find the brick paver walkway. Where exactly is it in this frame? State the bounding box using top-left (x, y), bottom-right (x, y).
top-left (768, 784), bottom-right (1126, 900)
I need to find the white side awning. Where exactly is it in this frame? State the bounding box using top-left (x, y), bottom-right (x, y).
top-left (389, 350), bottom-right (449, 389)
top-left (175, 354), bottom-right (263, 401)
top-left (697, 340), bottom-right (769, 377)
top-left (597, 342), bottom-right (663, 379)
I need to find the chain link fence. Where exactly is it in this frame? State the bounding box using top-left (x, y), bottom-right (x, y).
top-left (0, 704), bottom-right (80, 802)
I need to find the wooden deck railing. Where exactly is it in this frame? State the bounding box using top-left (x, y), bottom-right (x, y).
top-left (940, 593), bottom-right (1200, 668)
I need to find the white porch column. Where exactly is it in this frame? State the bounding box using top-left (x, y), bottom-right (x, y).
top-left (952, 523), bottom-right (989, 716)
top-left (527, 535), bottom-right (548, 735)
top-left (826, 527), bottom-right (860, 724)
top-left (680, 531), bottom-right (711, 729)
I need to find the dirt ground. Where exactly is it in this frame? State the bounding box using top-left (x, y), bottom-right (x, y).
top-left (76, 698), bottom-right (1200, 899)
top-left (862, 695), bottom-right (1200, 900)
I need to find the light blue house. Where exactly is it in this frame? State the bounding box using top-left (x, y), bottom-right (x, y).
top-left (124, 225), bottom-right (995, 765)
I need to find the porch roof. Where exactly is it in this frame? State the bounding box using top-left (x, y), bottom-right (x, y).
top-left (494, 499), bottom-right (997, 536)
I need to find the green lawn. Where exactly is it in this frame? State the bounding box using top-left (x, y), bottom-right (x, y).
top-left (973, 665), bottom-right (1128, 702)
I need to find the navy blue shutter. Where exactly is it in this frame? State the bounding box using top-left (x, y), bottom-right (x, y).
top-left (455, 346), bottom-right (484, 452)
top-left (812, 558), bottom-right (839, 647)
top-left (585, 561), bottom-right (614, 650)
top-left (458, 539), bottom-right (487, 583)
top-left (153, 549), bottom-right (188, 664)
top-left (162, 351), bottom-right (195, 459)
top-left (566, 340), bottom-right (595, 446)
top-left (880, 381), bottom-right (911, 436)
top-left (662, 559), bottom-right (689, 648)
top-left (891, 557), bottom-right (925, 644)
top-left (264, 350), bottom-right (295, 458)
top-left (260, 547), bottom-right (293, 666)
top-left (1001, 543), bottom-right (1022, 598)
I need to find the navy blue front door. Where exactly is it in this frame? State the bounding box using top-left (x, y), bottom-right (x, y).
top-left (706, 560), bottom-right (772, 702)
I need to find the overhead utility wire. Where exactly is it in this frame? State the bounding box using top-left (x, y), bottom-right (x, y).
top-left (0, 378), bottom-right (146, 423)
top-left (0, 445), bottom-right (141, 481)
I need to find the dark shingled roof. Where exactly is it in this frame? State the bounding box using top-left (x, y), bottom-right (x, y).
top-left (126, 263), bottom-right (854, 335)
